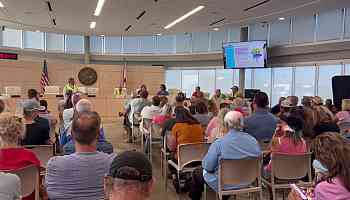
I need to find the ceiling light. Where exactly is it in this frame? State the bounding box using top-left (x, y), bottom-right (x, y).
top-left (278, 17), bottom-right (285, 21)
top-left (156, 33), bottom-right (162, 36)
top-left (213, 28), bottom-right (220, 31)
top-left (164, 5), bottom-right (205, 29)
top-left (94, 0), bottom-right (105, 16)
top-left (100, 35), bottom-right (105, 37)
top-left (90, 21), bottom-right (96, 29)
top-left (35, 30), bottom-right (40, 32)
top-left (0, 1), bottom-right (4, 8)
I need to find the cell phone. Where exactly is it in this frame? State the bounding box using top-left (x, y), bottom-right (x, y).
top-left (290, 184), bottom-right (308, 200)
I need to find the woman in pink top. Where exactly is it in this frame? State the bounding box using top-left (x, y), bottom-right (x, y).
top-left (265, 115), bottom-right (307, 172)
top-left (205, 108), bottom-right (230, 142)
top-left (289, 133), bottom-right (350, 200)
top-left (152, 104), bottom-right (172, 126)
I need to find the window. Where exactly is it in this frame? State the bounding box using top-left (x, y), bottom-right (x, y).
top-left (176, 33), bottom-right (192, 53)
top-left (90, 36), bottom-right (103, 54)
top-left (123, 37), bottom-right (139, 54)
top-left (254, 68), bottom-right (271, 97)
top-left (139, 36), bottom-right (155, 53)
top-left (249, 23), bottom-right (268, 41)
top-left (233, 69), bottom-right (240, 87)
top-left (2, 28), bottom-right (22, 48)
top-left (157, 35), bottom-right (174, 54)
top-left (23, 31), bottom-right (44, 50)
top-left (215, 69), bottom-right (233, 94)
top-left (192, 32), bottom-right (209, 52)
top-left (272, 67), bottom-right (293, 105)
top-left (210, 30), bottom-right (227, 51)
top-left (199, 70), bottom-right (215, 96)
top-left (245, 69), bottom-right (253, 88)
top-left (65, 35), bottom-right (84, 53)
top-left (318, 65), bottom-right (341, 101)
top-left (317, 9), bottom-right (343, 41)
top-left (228, 26), bottom-right (240, 42)
top-left (292, 15), bottom-right (315, 44)
top-left (181, 70), bottom-right (198, 97)
top-left (165, 70), bottom-right (182, 90)
top-left (295, 66), bottom-right (316, 100)
top-left (270, 18), bottom-right (291, 46)
top-left (346, 8), bottom-right (350, 39)
top-left (46, 33), bottom-right (64, 52)
top-left (105, 36), bottom-right (122, 54)
top-left (345, 63), bottom-right (350, 75)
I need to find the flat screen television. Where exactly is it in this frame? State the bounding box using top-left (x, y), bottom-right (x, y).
top-left (223, 41), bottom-right (267, 69)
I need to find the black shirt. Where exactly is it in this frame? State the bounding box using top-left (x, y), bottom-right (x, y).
top-left (271, 104), bottom-right (281, 115)
top-left (22, 117), bottom-right (50, 145)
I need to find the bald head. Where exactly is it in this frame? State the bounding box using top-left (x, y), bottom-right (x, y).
top-left (72, 111), bottom-right (100, 145)
top-left (76, 99), bottom-right (92, 113)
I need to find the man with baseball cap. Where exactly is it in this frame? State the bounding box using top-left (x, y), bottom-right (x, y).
top-left (21, 99), bottom-right (50, 145)
top-left (105, 151), bottom-right (154, 200)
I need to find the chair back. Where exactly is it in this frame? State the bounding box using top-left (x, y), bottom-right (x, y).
top-left (133, 112), bottom-right (142, 125)
top-left (218, 157), bottom-right (262, 189)
top-left (5, 165), bottom-right (39, 199)
top-left (141, 118), bottom-right (152, 134)
top-left (25, 145), bottom-right (54, 168)
top-left (271, 153), bottom-right (312, 180)
top-left (151, 123), bottom-right (162, 138)
top-left (177, 143), bottom-right (210, 170)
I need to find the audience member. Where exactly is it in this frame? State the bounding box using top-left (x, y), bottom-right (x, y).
top-left (153, 104), bottom-right (172, 126)
top-left (336, 99), bottom-right (350, 134)
top-left (192, 86), bottom-right (204, 99)
top-left (0, 113), bottom-right (40, 200)
top-left (62, 92), bottom-right (82, 129)
top-left (63, 112), bottom-right (113, 155)
top-left (63, 90), bottom-right (73, 109)
top-left (159, 96), bottom-right (169, 109)
top-left (288, 96), bottom-right (299, 107)
top-left (105, 151), bottom-right (154, 200)
top-left (289, 133), bottom-right (350, 200)
top-left (125, 91), bottom-right (150, 142)
top-left (312, 96), bottom-right (339, 137)
top-left (27, 88), bottom-right (40, 101)
top-left (167, 107), bottom-right (204, 154)
top-left (206, 108), bottom-right (230, 143)
top-left (271, 97), bottom-right (286, 115)
top-left (141, 96), bottom-right (161, 120)
top-left (264, 115), bottom-right (307, 174)
top-left (210, 89), bottom-right (224, 110)
top-left (46, 111), bottom-right (116, 200)
top-left (160, 94), bottom-right (185, 137)
top-left (194, 101), bottom-right (211, 127)
top-left (230, 85), bottom-right (241, 99)
top-left (279, 98), bottom-right (295, 116)
top-left (0, 99), bottom-right (4, 114)
top-left (21, 99), bottom-right (50, 145)
top-left (244, 92), bottom-right (278, 141)
top-left (0, 172), bottom-right (21, 200)
top-left (189, 111), bottom-right (261, 200)
top-left (157, 84), bottom-right (169, 96)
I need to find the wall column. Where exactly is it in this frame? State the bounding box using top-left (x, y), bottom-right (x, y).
top-left (84, 35), bottom-right (91, 64)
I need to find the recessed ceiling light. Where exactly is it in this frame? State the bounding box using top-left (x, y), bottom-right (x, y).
top-left (156, 33), bottom-right (162, 36)
top-left (100, 34), bottom-right (105, 37)
top-left (94, 0), bottom-right (105, 16)
top-left (213, 28), bottom-right (220, 31)
top-left (0, 1), bottom-right (4, 8)
top-left (90, 21), bottom-right (96, 29)
top-left (278, 17), bottom-right (285, 21)
top-left (164, 5), bottom-right (205, 29)
top-left (35, 30), bottom-right (40, 32)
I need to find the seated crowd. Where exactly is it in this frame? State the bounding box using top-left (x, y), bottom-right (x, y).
top-left (1, 83), bottom-right (350, 200)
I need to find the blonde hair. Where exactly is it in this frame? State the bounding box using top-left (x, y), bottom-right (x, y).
top-left (342, 99), bottom-right (350, 111)
top-left (0, 113), bottom-right (24, 146)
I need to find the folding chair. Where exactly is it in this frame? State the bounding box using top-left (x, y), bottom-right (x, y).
top-left (166, 143), bottom-right (210, 191)
top-left (161, 131), bottom-right (171, 178)
top-left (4, 165), bottom-right (40, 200)
top-left (131, 112), bottom-right (141, 143)
top-left (262, 153), bottom-right (313, 200)
top-left (25, 145), bottom-right (55, 169)
top-left (215, 157), bottom-right (263, 200)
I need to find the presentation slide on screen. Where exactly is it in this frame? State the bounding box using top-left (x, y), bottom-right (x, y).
top-left (223, 41), bottom-right (266, 69)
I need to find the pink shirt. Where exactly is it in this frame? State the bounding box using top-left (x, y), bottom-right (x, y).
top-left (206, 117), bottom-right (219, 137)
top-left (266, 137), bottom-right (307, 171)
top-left (152, 115), bottom-right (171, 126)
top-left (314, 177), bottom-right (350, 200)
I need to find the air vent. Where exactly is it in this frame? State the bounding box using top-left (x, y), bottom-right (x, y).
top-left (47, 1), bottom-right (53, 12)
top-left (125, 25), bottom-right (132, 31)
top-left (209, 18), bottom-right (226, 26)
top-left (136, 10), bottom-right (146, 20)
top-left (244, 0), bottom-right (270, 12)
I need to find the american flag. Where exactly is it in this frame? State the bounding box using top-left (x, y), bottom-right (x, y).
top-left (40, 60), bottom-right (49, 93)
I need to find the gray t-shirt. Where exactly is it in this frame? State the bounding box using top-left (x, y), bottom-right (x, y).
top-left (45, 151), bottom-right (116, 200)
top-left (0, 172), bottom-right (21, 200)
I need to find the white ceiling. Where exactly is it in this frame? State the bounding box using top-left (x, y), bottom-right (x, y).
top-left (0, 0), bottom-right (349, 36)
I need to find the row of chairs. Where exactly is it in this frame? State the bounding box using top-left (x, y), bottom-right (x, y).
top-left (0, 145), bottom-right (55, 200)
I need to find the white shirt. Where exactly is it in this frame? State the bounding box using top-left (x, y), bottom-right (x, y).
top-left (62, 108), bottom-right (74, 129)
top-left (0, 172), bottom-right (21, 200)
top-left (141, 105), bottom-right (162, 120)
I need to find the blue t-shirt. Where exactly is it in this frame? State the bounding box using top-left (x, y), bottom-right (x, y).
top-left (203, 130), bottom-right (262, 191)
top-left (244, 109), bottom-right (278, 141)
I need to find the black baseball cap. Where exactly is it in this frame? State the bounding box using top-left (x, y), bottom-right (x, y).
top-left (109, 151), bottom-right (152, 182)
